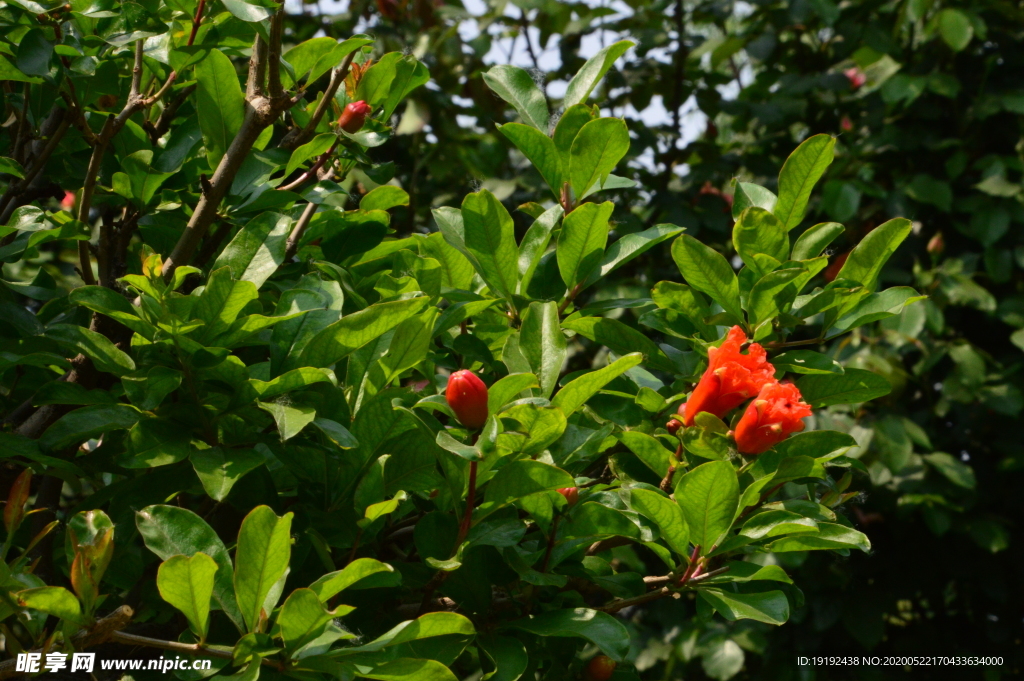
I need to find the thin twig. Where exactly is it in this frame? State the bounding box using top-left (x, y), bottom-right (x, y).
top-left (284, 201), bottom-right (318, 260)
top-left (280, 52), bottom-right (356, 150)
top-left (0, 111), bottom-right (72, 221)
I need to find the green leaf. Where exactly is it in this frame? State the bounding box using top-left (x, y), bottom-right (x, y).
top-left (552, 104), bottom-right (596, 177)
top-left (733, 208), bottom-right (789, 274)
top-left (766, 523), bottom-right (871, 552)
top-left (191, 447), bottom-right (265, 501)
top-left (157, 552), bottom-right (217, 641)
top-left (298, 296), bottom-right (429, 369)
top-left (278, 588), bottom-right (348, 651)
top-left (557, 201), bottom-right (612, 291)
top-left (569, 118), bottom-right (630, 198)
top-left (630, 489), bottom-right (690, 556)
top-left (344, 658), bottom-right (458, 681)
top-left (195, 48), bottom-right (245, 169)
top-left (517, 205), bottom-right (563, 295)
top-left (739, 510), bottom-right (818, 539)
top-left (697, 588), bottom-right (790, 625)
top-left (309, 558), bottom-right (395, 601)
top-left (16, 29), bottom-right (52, 78)
top-left (563, 316), bottom-right (674, 373)
top-left (771, 350), bottom-right (844, 375)
top-left (122, 150), bottom-right (173, 206)
top-left (581, 223), bottom-right (684, 291)
top-left (45, 323), bottom-right (135, 377)
top-left (355, 52), bottom-right (402, 109)
top-left (675, 461), bottom-right (738, 550)
top-left (618, 431), bottom-right (673, 477)
top-left (671, 234), bottom-right (743, 322)
top-left (488, 373), bottom-right (540, 414)
top-left (508, 608), bottom-right (629, 662)
top-left (0, 157), bottom-right (25, 179)
top-left (480, 460), bottom-right (574, 518)
top-left (518, 301), bottom-right (566, 399)
top-left (773, 134), bottom-right (836, 231)
top-left (382, 55), bottom-right (430, 120)
top-left (69, 286), bottom-right (157, 338)
top-left (0, 55), bottom-right (43, 84)
top-left (212, 212), bottom-right (292, 289)
top-left (482, 65), bottom-right (549, 131)
top-left (791, 222), bottom-right (844, 261)
top-left (923, 452), bottom-right (976, 489)
top-left (552, 352), bottom-right (643, 416)
top-left (747, 267), bottom-right (805, 326)
top-left (461, 189), bottom-right (519, 302)
top-left (121, 419), bottom-right (190, 468)
top-left (478, 635), bottom-right (529, 681)
top-left (311, 418), bottom-right (359, 449)
top-left (333, 611), bottom-right (475, 655)
top-left (731, 182), bottom-right (777, 220)
top-left (257, 401), bottom-right (317, 441)
top-left (361, 185), bottom-right (410, 212)
top-left (420, 232), bottom-right (475, 292)
top-left (835, 217), bottom-right (913, 289)
top-left (285, 133), bottom-right (335, 178)
top-left (498, 123), bottom-right (561, 197)
top-left (234, 505), bottom-right (294, 632)
top-left (563, 40), bottom-right (634, 108)
top-left (250, 367), bottom-right (335, 400)
top-left (651, 281), bottom-right (716, 340)
top-left (136, 505), bottom-right (243, 631)
top-left (937, 8), bottom-right (973, 51)
top-left (830, 286), bottom-right (925, 334)
top-left (797, 368), bottom-right (891, 407)
top-left (221, 0), bottom-right (272, 22)
top-left (16, 587), bottom-right (85, 626)
top-left (40, 404), bottom-right (141, 452)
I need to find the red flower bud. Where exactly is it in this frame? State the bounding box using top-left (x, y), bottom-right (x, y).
top-left (927, 232), bottom-right (945, 256)
top-left (840, 115), bottom-right (853, 132)
top-left (681, 326), bottom-right (775, 426)
top-left (557, 487), bottom-right (578, 506)
top-left (585, 655), bottom-right (617, 681)
top-left (824, 251), bottom-right (849, 283)
top-left (734, 382), bottom-right (812, 455)
top-left (666, 418), bottom-right (682, 435)
top-left (844, 67), bottom-right (866, 90)
top-left (445, 370), bottom-right (488, 430)
top-left (338, 100), bottom-right (372, 133)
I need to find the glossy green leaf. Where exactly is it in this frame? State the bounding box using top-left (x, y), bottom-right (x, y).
top-left (671, 234), bottom-right (742, 322)
top-left (733, 207), bottom-right (789, 275)
top-left (552, 352), bottom-right (643, 416)
top-left (234, 505), bottom-right (294, 632)
top-left (731, 182), bottom-right (777, 220)
top-left (563, 316), bottom-right (675, 372)
top-left (581, 223), bottom-right (684, 291)
top-left (508, 608), bottom-right (629, 662)
top-left (563, 40), bottom-right (634, 108)
top-left (45, 323), bottom-right (135, 377)
top-left (774, 134), bottom-right (835, 231)
top-left (797, 368), bottom-right (891, 407)
top-left (569, 118), bottom-right (630, 198)
top-left (212, 212), bottom-right (292, 289)
top-left (309, 558), bottom-right (395, 602)
top-left (157, 552), bottom-right (217, 641)
top-left (631, 489), bottom-right (690, 556)
top-left (195, 48), bottom-right (245, 169)
top-left (697, 588), bottom-right (790, 625)
top-left (499, 123), bottom-right (561, 197)
top-left (675, 461), bottom-right (738, 550)
top-left (461, 189), bottom-right (519, 302)
top-left (791, 222), bottom-right (844, 261)
top-left (767, 523), bottom-right (871, 552)
top-left (557, 200), bottom-right (612, 291)
top-left (835, 217), bottom-right (913, 289)
top-left (136, 505), bottom-right (243, 631)
top-left (16, 587), bottom-right (84, 626)
top-left (482, 65), bottom-right (549, 131)
top-left (299, 296), bottom-right (429, 369)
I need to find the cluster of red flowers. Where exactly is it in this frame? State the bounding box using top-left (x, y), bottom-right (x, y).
top-left (678, 326), bottom-right (812, 455)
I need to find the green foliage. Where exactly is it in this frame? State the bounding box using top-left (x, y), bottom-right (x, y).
top-left (2, 0), bottom-right (1015, 677)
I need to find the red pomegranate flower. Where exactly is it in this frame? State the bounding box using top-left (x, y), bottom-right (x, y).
top-left (844, 67), bottom-right (866, 90)
top-left (445, 370), bottom-right (488, 430)
top-left (680, 326), bottom-right (776, 426)
top-left (733, 381), bottom-right (812, 455)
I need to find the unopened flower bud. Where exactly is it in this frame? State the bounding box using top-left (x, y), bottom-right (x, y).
top-left (844, 67), bottom-right (866, 89)
top-left (557, 487), bottom-right (578, 506)
top-left (585, 655), bottom-right (617, 681)
top-left (666, 418), bottom-right (682, 435)
top-left (338, 100), bottom-right (372, 133)
top-left (840, 115), bottom-right (853, 132)
top-left (445, 370), bottom-right (488, 430)
top-left (927, 232), bottom-right (945, 256)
